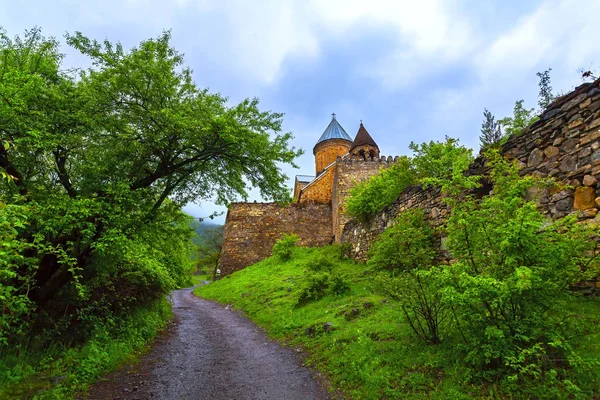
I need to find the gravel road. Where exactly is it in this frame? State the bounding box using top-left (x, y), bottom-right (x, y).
top-left (85, 286), bottom-right (330, 400)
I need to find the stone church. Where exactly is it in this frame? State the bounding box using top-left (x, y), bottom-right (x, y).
top-left (220, 114), bottom-right (399, 276)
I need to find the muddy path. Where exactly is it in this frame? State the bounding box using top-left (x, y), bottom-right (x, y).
top-left (85, 286), bottom-right (330, 400)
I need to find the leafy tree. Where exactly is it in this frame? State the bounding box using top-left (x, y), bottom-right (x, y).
top-left (498, 100), bottom-right (536, 138)
top-left (0, 28), bottom-right (301, 343)
top-left (479, 108), bottom-right (503, 150)
top-left (197, 225), bottom-right (224, 280)
top-left (537, 68), bottom-right (554, 110)
top-left (409, 137), bottom-right (473, 183)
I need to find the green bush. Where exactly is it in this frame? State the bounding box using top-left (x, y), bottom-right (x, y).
top-left (369, 209), bottom-right (447, 344)
top-left (346, 156), bottom-right (415, 221)
top-left (346, 137), bottom-right (473, 221)
top-left (303, 252), bottom-right (335, 272)
top-left (272, 234), bottom-right (299, 261)
top-left (328, 273), bottom-right (350, 296)
top-left (297, 272), bottom-right (330, 306)
top-left (367, 209), bottom-right (436, 273)
top-left (437, 152), bottom-right (599, 391)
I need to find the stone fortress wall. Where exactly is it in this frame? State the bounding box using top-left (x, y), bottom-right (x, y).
top-left (220, 202), bottom-right (333, 276)
top-left (342, 79), bottom-right (600, 261)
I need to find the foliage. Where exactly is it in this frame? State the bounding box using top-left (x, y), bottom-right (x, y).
top-left (345, 156), bottom-right (415, 221)
top-left (409, 137), bottom-right (473, 183)
top-left (479, 108), bottom-right (503, 150)
top-left (296, 272), bottom-right (331, 306)
top-left (368, 209), bottom-right (447, 344)
top-left (498, 99), bottom-right (537, 137)
top-left (376, 268), bottom-right (449, 344)
top-left (438, 152), bottom-right (600, 391)
top-left (196, 225), bottom-right (224, 280)
top-left (346, 137), bottom-right (472, 221)
top-left (537, 68), bottom-right (555, 111)
top-left (328, 273), bottom-right (351, 296)
top-left (367, 209), bottom-right (436, 272)
top-left (272, 234), bottom-right (299, 261)
top-left (0, 297), bottom-right (171, 399)
top-left (0, 26), bottom-right (299, 390)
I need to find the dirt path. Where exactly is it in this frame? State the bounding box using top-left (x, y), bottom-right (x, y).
top-left (85, 286), bottom-right (330, 400)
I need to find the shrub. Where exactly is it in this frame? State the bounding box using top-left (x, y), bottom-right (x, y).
top-left (369, 209), bottom-right (447, 344)
top-left (303, 253), bottom-right (335, 272)
top-left (346, 156), bottom-right (415, 221)
top-left (328, 273), bottom-right (350, 296)
top-left (367, 209), bottom-right (436, 272)
top-left (346, 137), bottom-right (473, 221)
top-left (438, 151), bottom-right (600, 389)
top-left (272, 234), bottom-right (299, 261)
top-left (296, 272), bottom-right (330, 306)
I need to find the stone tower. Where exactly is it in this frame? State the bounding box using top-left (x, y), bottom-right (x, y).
top-left (349, 122), bottom-right (380, 160)
top-left (313, 113), bottom-right (352, 175)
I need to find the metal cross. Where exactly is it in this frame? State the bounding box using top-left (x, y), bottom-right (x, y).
top-left (331, 112), bottom-right (336, 119)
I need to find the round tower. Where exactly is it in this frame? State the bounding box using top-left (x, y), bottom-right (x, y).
top-left (349, 122), bottom-right (380, 160)
top-left (313, 113), bottom-right (352, 175)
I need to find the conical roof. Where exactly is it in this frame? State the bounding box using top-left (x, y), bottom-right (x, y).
top-left (314, 114), bottom-right (353, 148)
top-left (350, 122), bottom-right (378, 152)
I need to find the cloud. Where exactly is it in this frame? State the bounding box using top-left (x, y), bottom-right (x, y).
top-left (475, 0), bottom-right (600, 85)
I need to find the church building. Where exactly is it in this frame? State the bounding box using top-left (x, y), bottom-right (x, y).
top-left (220, 114), bottom-right (397, 276)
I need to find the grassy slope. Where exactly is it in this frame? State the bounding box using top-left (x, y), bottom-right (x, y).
top-left (196, 246), bottom-right (482, 399)
top-left (195, 245), bottom-right (600, 400)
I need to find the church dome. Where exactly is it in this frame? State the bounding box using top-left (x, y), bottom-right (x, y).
top-left (313, 114), bottom-right (352, 152)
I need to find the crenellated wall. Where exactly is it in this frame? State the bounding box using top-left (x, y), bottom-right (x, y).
top-left (342, 79), bottom-right (600, 261)
top-left (220, 202), bottom-right (333, 276)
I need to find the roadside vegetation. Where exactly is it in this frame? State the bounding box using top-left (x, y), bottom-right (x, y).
top-left (197, 152), bottom-right (600, 399)
top-left (0, 27), bottom-right (299, 398)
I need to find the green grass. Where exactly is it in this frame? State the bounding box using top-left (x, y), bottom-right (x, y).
top-left (195, 245), bottom-right (600, 400)
top-left (190, 273), bottom-right (212, 285)
top-left (0, 298), bottom-right (172, 400)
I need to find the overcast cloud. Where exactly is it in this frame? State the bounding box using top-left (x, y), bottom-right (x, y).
top-left (2, 0), bottom-right (598, 223)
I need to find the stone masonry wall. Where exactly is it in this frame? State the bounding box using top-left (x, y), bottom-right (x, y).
top-left (298, 166), bottom-right (335, 203)
top-left (220, 202), bottom-right (333, 276)
top-left (332, 156), bottom-right (396, 243)
top-left (342, 79), bottom-right (600, 261)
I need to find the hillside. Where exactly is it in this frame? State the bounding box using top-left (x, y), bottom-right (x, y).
top-left (195, 244), bottom-right (600, 399)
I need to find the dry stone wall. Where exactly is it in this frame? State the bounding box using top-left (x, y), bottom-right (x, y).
top-left (342, 79), bottom-right (600, 261)
top-left (220, 202), bottom-right (333, 276)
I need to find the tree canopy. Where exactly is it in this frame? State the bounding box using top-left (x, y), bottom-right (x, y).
top-left (0, 28), bottom-right (301, 343)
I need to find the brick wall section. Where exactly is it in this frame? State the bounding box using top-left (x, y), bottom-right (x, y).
top-left (220, 202), bottom-right (333, 276)
top-left (298, 166), bottom-right (335, 203)
top-left (342, 79), bottom-right (600, 261)
top-left (332, 156), bottom-right (395, 242)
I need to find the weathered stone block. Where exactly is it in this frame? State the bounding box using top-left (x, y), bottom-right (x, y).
top-left (583, 174), bottom-right (597, 187)
top-left (544, 146), bottom-right (559, 158)
top-left (574, 186), bottom-right (596, 210)
top-left (527, 148), bottom-right (545, 167)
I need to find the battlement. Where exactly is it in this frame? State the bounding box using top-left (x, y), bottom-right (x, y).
top-left (338, 155), bottom-right (401, 164)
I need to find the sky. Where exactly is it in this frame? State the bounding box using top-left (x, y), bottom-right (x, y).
top-left (2, 0), bottom-right (598, 223)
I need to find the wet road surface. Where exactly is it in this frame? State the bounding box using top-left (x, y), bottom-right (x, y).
top-left (86, 286), bottom-right (330, 400)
